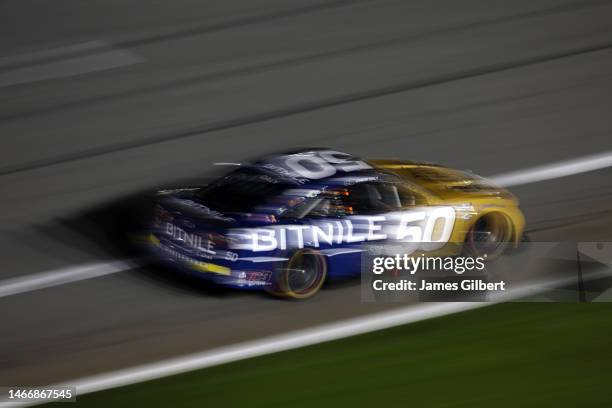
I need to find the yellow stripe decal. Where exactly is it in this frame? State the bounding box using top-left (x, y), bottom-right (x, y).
top-left (189, 261), bottom-right (231, 276)
top-left (149, 233), bottom-right (161, 247)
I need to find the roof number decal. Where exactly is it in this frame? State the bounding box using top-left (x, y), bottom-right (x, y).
top-left (282, 150), bottom-right (372, 180)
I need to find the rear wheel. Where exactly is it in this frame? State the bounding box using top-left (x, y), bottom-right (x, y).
top-left (464, 213), bottom-right (513, 259)
top-left (269, 249), bottom-right (327, 299)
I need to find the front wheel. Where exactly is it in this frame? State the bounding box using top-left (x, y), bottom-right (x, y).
top-left (268, 249), bottom-right (327, 299)
top-left (464, 213), bottom-right (514, 259)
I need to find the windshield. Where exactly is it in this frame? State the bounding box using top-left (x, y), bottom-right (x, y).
top-left (405, 166), bottom-right (479, 183)
top-left (197, 168), bottom-right (289, 213)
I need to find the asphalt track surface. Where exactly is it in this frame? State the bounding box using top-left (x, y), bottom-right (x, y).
top-left (1, 0), bottom-right (612, 386)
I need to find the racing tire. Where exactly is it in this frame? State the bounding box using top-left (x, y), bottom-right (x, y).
top-left (464, 212), bottom-right (514, 259)
top-left (268, 249), bottom-right (327, 299)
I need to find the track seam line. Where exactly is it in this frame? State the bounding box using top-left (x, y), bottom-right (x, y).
top-left (2, 0), bottom-right (606, 122)
top-left (1, 41), bottom-right (611, 176)
top-left (0, 0), bottom-right (371, 73)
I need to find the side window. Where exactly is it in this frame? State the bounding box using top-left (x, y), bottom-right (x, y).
top-left (281, 191), bottom-right (349, 219)
top-left (345, 182), bottom-right (397, 214)
top-left (345, 182), bottom-right (427, 214)
top-left (308, 197), bottom-right (334, 218)
top-left (281, 197), bottom-right (321, 219)
top-left (396, 184), bottom-right (428, 207)
top-left (279, 182), bottom-right (427, 219)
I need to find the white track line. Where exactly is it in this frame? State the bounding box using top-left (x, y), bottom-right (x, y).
top-left (3, 272), bottom-right (603, 407)
top-left (63, 302), bottom-right (484, 395)
top-left (0, 261), bottom-right (133, 299)
top-left (0, 304), bottom-right (484, 407)
top-left (490, 150), bottom-right (612, 187)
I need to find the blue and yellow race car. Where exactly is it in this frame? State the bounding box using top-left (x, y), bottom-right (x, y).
top-left (144, 149), bottom-right (524, 298)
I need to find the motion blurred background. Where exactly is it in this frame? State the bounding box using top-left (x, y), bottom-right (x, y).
top-left (1, 0), bottom-right (612, 406)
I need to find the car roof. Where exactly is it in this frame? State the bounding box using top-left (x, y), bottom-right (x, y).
top-left (248, 149), bottom-right (388, 186)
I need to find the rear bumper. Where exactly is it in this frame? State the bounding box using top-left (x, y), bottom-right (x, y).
top-left (139, 232), bottom-right (274, 290)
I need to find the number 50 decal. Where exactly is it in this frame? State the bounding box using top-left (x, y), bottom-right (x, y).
top-left (388, 207), bottom-right (456, 252)
top-left (284, 150), bottom-right (371, 179)
top-left (419, 206), bottom-right (456, 251)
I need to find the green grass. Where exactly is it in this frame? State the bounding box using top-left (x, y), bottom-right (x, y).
top-left (71, 304), bottom-right (612, 407)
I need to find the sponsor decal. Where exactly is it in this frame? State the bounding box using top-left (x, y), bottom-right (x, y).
top-left (162, 222), bottom-right (238, 261)
top-left (165, 222), bottom-right (215, 255)
top-left (228, 207), bottom-right (456, 253)
top-left (263, 150), bottom-right (372, 183)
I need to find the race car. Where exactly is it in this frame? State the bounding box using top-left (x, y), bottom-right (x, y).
top-left (142, 149), bottom-right (525, 299)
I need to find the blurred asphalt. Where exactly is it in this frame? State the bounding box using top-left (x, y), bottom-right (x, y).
top-left (1, 0), bottom-right (612, 385)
